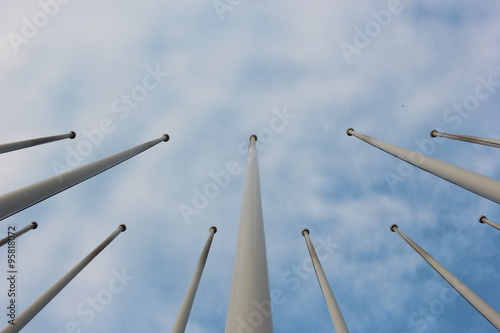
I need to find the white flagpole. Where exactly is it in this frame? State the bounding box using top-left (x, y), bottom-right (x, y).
top-left (478, 216), bottom-right (500, 231)
top-left (346, 128), bottom-right (500, 204)
top-left (171, 226), bottom-right (217, 333)
top-left (1, 224), bottom-right (126, 333)
top-left (0, 221), bottom-right (38, 247)
top-left (302, 229), bottom-right (349, 333)
top-left (225, 135), bottom-right (273, 333)
top-left (0, 134), bottom-right (170, 222)
top-left (430, 129), bottom-right (500, 148)
top-left (0, 131), bottom-right (76, 154)
top-left (390, 224), bottom-right (500, 330)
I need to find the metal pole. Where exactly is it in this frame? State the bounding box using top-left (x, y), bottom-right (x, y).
top-left (430, 129), bottom-right (500, 149)
top-left (346, 128), bottom-right (500, 204)
top-left (0, 134), bottom-right (170, 222)
top-left (390, 224), bottom-right (500, 330)
top-left (478, 216), bottom-right (500, 231)
top-left (225, 135), bottom-right (273, 333)
top-left (302, 229), bottom-right (349, 333)
top-left (171, 226), bottom-right (217, 333)
top-left (1, 224), bottom-right (126, 333)
top-left (0, 221), bottom-right (38, 247)
top-left (0, 131), bottom-right (76, 154)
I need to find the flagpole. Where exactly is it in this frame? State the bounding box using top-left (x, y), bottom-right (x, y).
top-left (346, 128), bottom-right (500, 204)
top-left (171, 226), bottom-right (217, 333)
top-left (0, 134), bottom-right (170, 222)
top-left (0, 131), bottom-right (76, 154)
top-left (390, 224), bottom-right (500, 330)
top-left (302, 229), bottom-right (349, 333)
top-left (0, 221), bottom-right (38, 247)
top-left (1, 224), bottom-right (126, 333)
top-left (478, 216), bottom-right (500, 231)
top-left (225, 135), bottom-right (273, 333)
top-left (430, 129), bottom-right (500, 148)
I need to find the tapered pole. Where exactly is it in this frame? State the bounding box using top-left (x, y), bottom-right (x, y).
top-left (478, 216), bottom-right (500, 231)
top-left (302, 229), bottom-right (349, 333)
top-left (171, 226), bottom-right (217, 333)
top-left (0, 131), bottom-right (76, 154)
top-left (0, 221), bottom-right (38, 247)
top-left (430, 130), bottom-right (500, 149)
top-left (0, 134), bottom-right (170, 222)
top-left (390, 224), bottom-right (500, 330)
top-left (346, 128), bottom-right (500, 204)
top-left (1, 224), bottom-right (126, 333)
top-left (225, 135), bottom-right (273, 333)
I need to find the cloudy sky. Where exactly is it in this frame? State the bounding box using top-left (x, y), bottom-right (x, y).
top-left (1, 0), bottom-right (499, 332)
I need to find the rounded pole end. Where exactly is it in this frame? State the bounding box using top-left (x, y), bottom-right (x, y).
top-left (162, 134), bottom-right (170, 142)
top-left (119, 224), bottom-right (127, 232)
top-left (30, 221), bottom-right (38, 229)
top-left (430, 129), bottom-right (438, 138)
top-left (390, 224), bottom-right (398, 232)
top-left (250, 134), bottom-right (258, 142)
top-left (69, 131), bottom-right (77, 139)
top-left (346, 128), bottom-right (354, 136)
top-left (478, 215), bottom-right (487, 224)
top-left (209, 226), bottom-right (217, 233)
top-left (301, 228), bottom-right (310, 236)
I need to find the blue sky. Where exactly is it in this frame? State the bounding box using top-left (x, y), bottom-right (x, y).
top-left (1, 0), bottom-right (499, 332)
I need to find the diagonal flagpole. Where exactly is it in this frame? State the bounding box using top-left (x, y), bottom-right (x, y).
top-left (346, 128), bottom-right (500, 204)
top-left (1, 224), bottom-right (127, 333)
top-left (0, 221), bottom-right (38, 247)
top-left (390, 224), bottom-right (500, 330)
top-left (430, 129), bottom-right (500, 148)
top-left (225, 135), bottom-right (273, 333)
top-left (0, 131), bottom-right (76, 154)
top-left (302, 229), bottom-right (349, 333)
top-left (478, 216), bottom-right (500, 231)
top-left (171, 226), bottom-right (217, 333)
top-left (0, 134), bottom-right (170, 222)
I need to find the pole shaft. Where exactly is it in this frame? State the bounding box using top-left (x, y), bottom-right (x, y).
top-left (390, 225), bottom-right (500, 330)
top-left (171, 227), bottom-right (217, 333)
top-left (302, 229), bottom-right (349, 333)
top-left (0, 131), bottom-right (76, 154)
top-left (479, 216), bottom-right (500, 231)
top-left (0, 134), bottom-right (169, 222)
top-left (1, 225), bottom-right (126, 333)
top-left (347, 129), bottom-right (500, 204)
top-left (0, 222), bottom-right (37, 247)
top-left (430, 130), bottom-right (500, 148)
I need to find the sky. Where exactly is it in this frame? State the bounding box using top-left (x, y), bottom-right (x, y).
top-left (0, 0), bottom-right (499, 332)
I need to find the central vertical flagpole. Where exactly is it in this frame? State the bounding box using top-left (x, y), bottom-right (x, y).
top-left (0, 134), bottom-right (170, 222)
top-left (225, 135), bottom-right (273, 333)
top-left (1, 224), bottom-right (126, 333)
top-left (171, 226), bottom-right (217, 333)
top-left (302, 229), bottom-right (349, 333)
top-left (390, 224), bottom-right (500, 330)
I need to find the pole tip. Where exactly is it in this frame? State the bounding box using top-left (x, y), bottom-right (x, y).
top-left (162, 134), bottom-right (170, 142)
top-left (209, 226), bottom-right (217, 233)
top-left (478, 216), bottom-right (487, 224)
top-left (346, 128), bottom-right (354, 136)
top-left (30, 221), bottom-right (38, 229)
top-left (429, 129), bottom-right (438, 138)
top-left (69, 131), bottom-right (77, 139)
top-left (249, 134), bottom-right (258, 142)
top-left (119, 224), bottom-right (127, 232)
top-left (301, 228), bottom-right (310, 236)
top-left (390, 224), bottom-right (398, 232)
